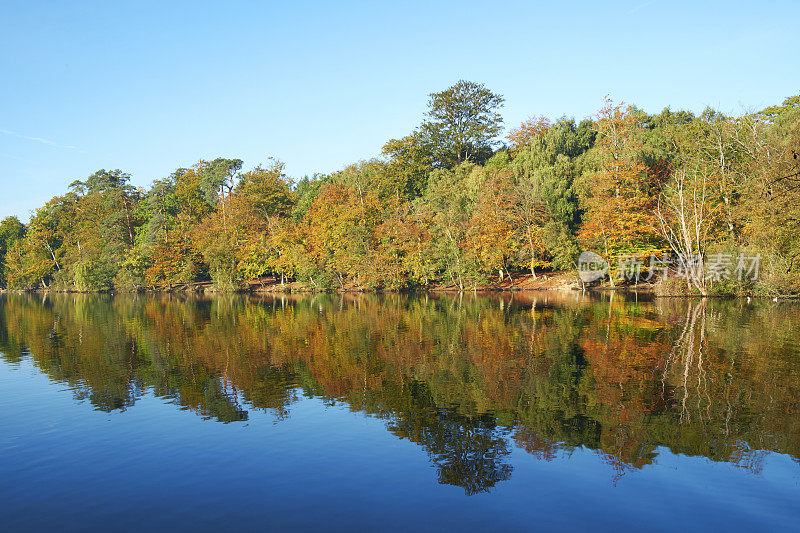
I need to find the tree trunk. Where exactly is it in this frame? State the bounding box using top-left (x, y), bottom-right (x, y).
top-left (527, 228), bottom-right (537, 279)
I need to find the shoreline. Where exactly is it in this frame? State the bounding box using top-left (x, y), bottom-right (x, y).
top-left (2, 270), bottom-right (797, 299)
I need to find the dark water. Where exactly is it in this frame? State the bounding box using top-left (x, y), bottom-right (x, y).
top-left (1, 292), bottom-right (799, 531)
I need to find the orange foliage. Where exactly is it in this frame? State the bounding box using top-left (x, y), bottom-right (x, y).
top-left (508, 115), bottom-right (552, 150)
top-left (466, 177), bottom-right (521, 278)
top-left (579, 97), bottom-right (668, 261)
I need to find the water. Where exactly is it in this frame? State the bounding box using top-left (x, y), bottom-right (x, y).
top-left (1, 292), bottom-right (798, 531)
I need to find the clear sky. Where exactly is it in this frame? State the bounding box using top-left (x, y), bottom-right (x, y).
top-left (2, 0), bottom-right (798, 221)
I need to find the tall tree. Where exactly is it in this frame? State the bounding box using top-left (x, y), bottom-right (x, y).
top-left (421, 80), bottom-right (504, 168)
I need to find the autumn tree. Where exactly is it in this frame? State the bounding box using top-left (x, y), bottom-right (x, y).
top-left (372, 195), bottom-right (433, 289)
top-left (237, 159), bottom-right (294, 219)
top-left (231, 161), bottom-right (296, 285)
top-left (579, 98), bottom-right (667, 275)
top-left (507, 115), bottom-right (551, 150)
top-left (193, 159), bottom-right (296, 289)
top-left (142, 165), bottom-right (213, 288)
top-left (467, 175), bottom-right (520, 283)
top-left (298, 184), bottom-right (360, 288)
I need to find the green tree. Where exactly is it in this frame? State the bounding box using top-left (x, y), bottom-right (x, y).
top-left (5, 196), bottom-right (73, 289)
top-left (381, 132), bottom-right (435, 199)
top-left (511, 119), bottom-right (593, 271)
top-left (199, 157), bottom-right (244, 207)
top-left (0, 216), bottom-right (26, 288)
top-left (421, 80), bottom-right (504, 168)
top-left (420, 163), bottom-right (480, 289)
top-left (61, 169), bottom-right (141, 291)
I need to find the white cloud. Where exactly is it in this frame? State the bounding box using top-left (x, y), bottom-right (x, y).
top-left (0, 128), bottom-right (80, 151)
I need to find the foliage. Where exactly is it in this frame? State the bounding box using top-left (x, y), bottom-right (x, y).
top-left (420, 80), bottom-right (505, 168)
top-left (0, 216), bottom-right (25, 287)
top-left (2, 87), bottom-right (799, 296)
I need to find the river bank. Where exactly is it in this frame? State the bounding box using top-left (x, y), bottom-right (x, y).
top-left (4, 270), bottom-right (797, 298)
top-left (0, 271), bottom-right (666, 296)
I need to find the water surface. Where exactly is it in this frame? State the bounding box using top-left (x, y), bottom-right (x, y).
top-left (1, 292), bottom-right (799, 530)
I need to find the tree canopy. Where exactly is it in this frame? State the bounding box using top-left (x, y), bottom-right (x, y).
top-left (2, 85), bottom-right (799, 296)
top-left (421, 80), bottom-right (505, 167)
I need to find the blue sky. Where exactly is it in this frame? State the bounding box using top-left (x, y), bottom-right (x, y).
top-left (2, 0), bottom-right (798, 221)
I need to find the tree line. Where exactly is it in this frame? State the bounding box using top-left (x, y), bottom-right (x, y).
top-left (1, 81), bottom-right (798, 295)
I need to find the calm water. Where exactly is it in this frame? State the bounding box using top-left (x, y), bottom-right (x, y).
top-left (1, 292), bottom-right (799, 531)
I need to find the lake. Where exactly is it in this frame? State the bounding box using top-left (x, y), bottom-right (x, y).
top-left (1, 292), bottom-right (798, 531)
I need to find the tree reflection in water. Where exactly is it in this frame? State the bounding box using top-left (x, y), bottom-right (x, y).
top-left (1, 292), bottom-right (799, 493)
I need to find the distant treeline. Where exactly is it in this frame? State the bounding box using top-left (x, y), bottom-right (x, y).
top-left (1, 81), bottom-right (798, 295)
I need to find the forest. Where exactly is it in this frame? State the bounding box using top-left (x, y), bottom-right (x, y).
top-left (1, 81), bottom-right (799, 296)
